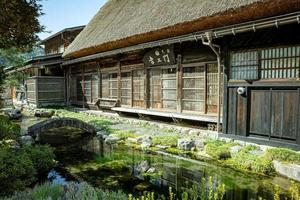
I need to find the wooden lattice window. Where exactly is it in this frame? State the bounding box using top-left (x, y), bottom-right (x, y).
top-left (231, 46), bottom-right (300, 80)
top-left (182, 66), bottom-right (205, 112)
top-left (149, 69), bottom-right (161, 109)
top-left (206, 63), bottom-right (223, 114)
top-left (121, 72), bottom-right (131, 105)
top-left (76, 76), bottom-right (83, 101)
top-left (84, 75), bottom-right (91, 102)
top-left (133, 69), bottom-right (144, 107)
top-left (70, 76), bottom-right (77, 102)
top-left (101, 73), bottom-right (109, 98)
top-left (231, 51), bottom-right (259, 80)
top-left (261, 46), bottom-right (300, 79)
top-left (162, 68), bottom-right (177, 110)
top-left (91, 74), bottom-right (99, 103)
top-left (101, 73), bottom-right (117, 99)
top-left (109, 73), bottom-right (118, 99)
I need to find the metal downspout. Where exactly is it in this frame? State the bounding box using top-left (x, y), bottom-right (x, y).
top-left (202, 32), bottom-right (222, 136)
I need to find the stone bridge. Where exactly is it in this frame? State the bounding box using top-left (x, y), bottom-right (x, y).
top-left (28, 117), bottom-right (97, 139)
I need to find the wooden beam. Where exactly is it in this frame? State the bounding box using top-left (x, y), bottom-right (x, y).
top-left (177, 54), bottom-right (182, 113)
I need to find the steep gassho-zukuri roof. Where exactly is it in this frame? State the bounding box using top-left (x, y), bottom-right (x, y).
top-left (63, 0), bottom-right (300, 59)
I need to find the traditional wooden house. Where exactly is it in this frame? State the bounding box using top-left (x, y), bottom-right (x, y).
top-left (19, 26), bottom-right (84, 107)
top-left (62, 0), bottom-right (300, 145)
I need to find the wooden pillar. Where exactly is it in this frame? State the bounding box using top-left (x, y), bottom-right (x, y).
top-left (222, 39), bottom-right (229, 134)
top-left (131, 69), bottom-right (134, 107)
top-left (82, 66), bottom-right (85, 109)
top-left (176, 54), bottom-right (182, 113)
top-left (296, 88), bottom-right (300, 145)
top-left (35, 77), bottom-right (39, 107)
top-left (144, 64), bottom-right (149, 109)
top-left (204, 64), bottom-right (207, 114)
top-left (97, 62), bottom-right (101, 99)
top-left (117, 61), bottom-right (121, 104)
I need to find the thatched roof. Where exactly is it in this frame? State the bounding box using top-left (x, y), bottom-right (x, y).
top-left (63, 0), bottom-right (300, 59)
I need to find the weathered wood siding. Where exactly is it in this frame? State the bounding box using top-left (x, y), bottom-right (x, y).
top-left (26, 76), bottom-right (65, 107)
top-left (223, 24), bottom-right (300, 144)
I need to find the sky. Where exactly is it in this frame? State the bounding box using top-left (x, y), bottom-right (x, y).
top-left (38, 0), bottom-right (107, 40)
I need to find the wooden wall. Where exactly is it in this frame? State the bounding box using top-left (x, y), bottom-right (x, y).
top-left (66, 42), bottom-right (222, 117)
top-left (26, 76), bottom-right (65, 107)
top-left (223, 24), bottom-right (300, 144)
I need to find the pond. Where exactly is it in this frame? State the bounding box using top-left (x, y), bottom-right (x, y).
top-left (43, 133), bottom-right (294, 200)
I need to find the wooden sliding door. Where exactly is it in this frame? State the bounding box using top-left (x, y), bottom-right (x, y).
top-left (182, 65), bottom-right (205, 113)
top-left (132, 69), bottom-right (145, 107)
top-left (162, 67), bottom-right (177, 110)
top-left (149, 68), bottom-right (162, 109)
top-left (121, 71), bottom-right (131, 106)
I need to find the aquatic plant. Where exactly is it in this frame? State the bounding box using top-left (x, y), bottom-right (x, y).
top-left (289, 180), bottom-right (300, 200)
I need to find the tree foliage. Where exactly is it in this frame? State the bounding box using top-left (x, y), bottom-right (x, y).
top-left (0, 0), bottom-right (44, 49)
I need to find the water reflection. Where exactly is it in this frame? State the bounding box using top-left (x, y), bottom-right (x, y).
top-left (52, 136), bottom-right (291, 200)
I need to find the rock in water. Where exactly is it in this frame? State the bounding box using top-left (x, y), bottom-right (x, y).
top-left (20, 135), bottom-right (34, 145)
top-left (34, 109), bottom-right (54, 118)
top-left (104, 135), bottom-right (121, 144)
top-left (6, 109), bottom-right (22, 120)
top-left (177, 138), bottom-right (195, 151)
top-left (137, 135), bottom-right (152, 148)
top-left (136, 161), bottom-right (150, 173)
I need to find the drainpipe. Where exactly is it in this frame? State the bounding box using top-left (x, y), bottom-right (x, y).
top-left (202, 32), bottom-right (222, 136)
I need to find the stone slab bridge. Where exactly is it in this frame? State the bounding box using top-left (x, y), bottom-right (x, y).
top-left (27, 117), bottom-right (97, 140)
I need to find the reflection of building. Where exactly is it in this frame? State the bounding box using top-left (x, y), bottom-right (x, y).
top-left (18, 26), bottom-right (84, 107)
top-left (62, 0), bottom-right (300, 146)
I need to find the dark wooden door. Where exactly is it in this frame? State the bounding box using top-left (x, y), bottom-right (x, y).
top-left (249, 89), bottom-right (299, 140)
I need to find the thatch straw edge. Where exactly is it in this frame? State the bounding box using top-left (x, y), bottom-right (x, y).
top-left (64, 0), bottom-right (300, 59)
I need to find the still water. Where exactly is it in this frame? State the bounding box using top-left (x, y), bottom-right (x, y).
top-left (44, 134), bottom-right (296, 200)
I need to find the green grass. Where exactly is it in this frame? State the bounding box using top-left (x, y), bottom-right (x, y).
top-left (205, 140), bottom-right (237, 159)
top-left (112, 130), bottom-right (138, 139)
top-left (265, 148), bottom-right (300, 165)
top-left (152, 135), bottom-right (179, 147)
top-left (225, 145), bottom-right (274, 175)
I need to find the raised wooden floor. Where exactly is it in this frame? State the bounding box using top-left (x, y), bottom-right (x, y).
top-left (111, 107), bottom-right (220, 123)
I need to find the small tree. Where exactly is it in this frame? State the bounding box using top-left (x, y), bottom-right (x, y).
top-left (0, 0), bottom-right (44, 50)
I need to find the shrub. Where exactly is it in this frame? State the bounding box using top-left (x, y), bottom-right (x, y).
top-left (0, 115), bottom-right (20, 140)
top-left (0, 147), bottom-right (37, 195)
top-left (21, 144), bottom-right (55, 174)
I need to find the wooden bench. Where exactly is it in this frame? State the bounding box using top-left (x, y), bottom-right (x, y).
top-left (94, 98), bottom-right (119, 109)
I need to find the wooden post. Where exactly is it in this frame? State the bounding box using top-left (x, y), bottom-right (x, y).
top-left (131, 69), bottom-right (134, 107)
top-left (97, 62), bottom-right (101, 99)
top-left (117, 61), bottom-right (121, 104)
top-left (204, 64), bottom-right (207, 114)
top-left (82, 66), bottom-right (85, 109)
top-left (176, 54), bottom-right (182, 113)
top-left (35, 77), bottom-right (39, 107)
top-left (144, 64), bottom-right (148, 109)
